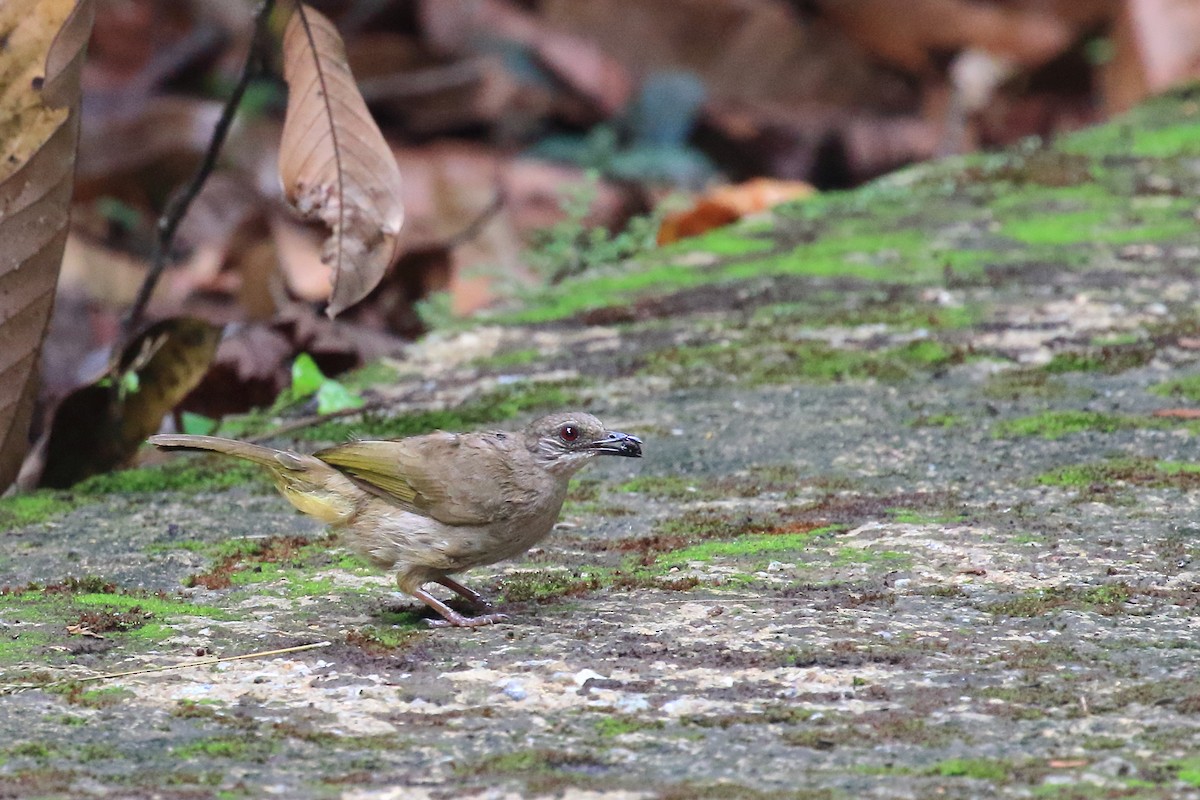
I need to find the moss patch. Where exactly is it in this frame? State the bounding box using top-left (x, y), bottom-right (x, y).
top-left (1152, 374), bottom-right (1200, 403)
top-left (1041, 344), bottom-right (1154, 375)
top-left (1036, 457), bottom-right (1200, 489)
top-left (931, 758), bottom-right (1011, 781)
top-left (986, 584), bottom-right (1133, 617)
top-left (499, 570), bottom-right (602, 603)
top-left (642, 338), bottom-right (961, 387)
top-left (296, 380), bottom-right (583, 442)
top-left (185, 535), bottom-right (331, 592)
top-left (0, 458), bottom-right (269, 529)
top-left (992, 410), bottom-right (1176, 439)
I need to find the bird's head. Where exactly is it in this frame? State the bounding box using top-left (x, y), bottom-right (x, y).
top-left (524, 412), bottom-right (642, 477)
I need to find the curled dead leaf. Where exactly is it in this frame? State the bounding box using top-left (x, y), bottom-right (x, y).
top-left (36, 317), bottom-right (221, 488)
top-left (278, 4), bottom-right (405, 317)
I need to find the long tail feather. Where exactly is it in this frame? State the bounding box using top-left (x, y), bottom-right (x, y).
top-left (148, 434), bottom-right (287, 468)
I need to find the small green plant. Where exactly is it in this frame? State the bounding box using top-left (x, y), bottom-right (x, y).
top-left (287, 353), bottom-right (365, 415)
top-left (415, 290), bottom-right (455, 330)
top-left (528, 172), bottom-right (662, 283)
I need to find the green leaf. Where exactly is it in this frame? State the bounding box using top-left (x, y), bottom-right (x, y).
top-left (316, 380), bottom-right (364, 415)
top-left (120, 370), bottom-right (140, 397)
top-left (290, 353), bottom-right (325, 398)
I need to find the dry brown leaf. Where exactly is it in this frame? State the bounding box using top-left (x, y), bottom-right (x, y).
top-left (278, 4), bottom-right (404, 318)
top-left (66, 624), bottom-right (105, 639)
top-left (0, 0), bottom-right (94, 493)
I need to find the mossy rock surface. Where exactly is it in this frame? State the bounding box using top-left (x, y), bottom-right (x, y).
top-left (7, 93), bottom-right (1200, 798)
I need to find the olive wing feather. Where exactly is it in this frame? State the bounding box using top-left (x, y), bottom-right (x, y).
top-left (314, 432), bottom-right (521, 526)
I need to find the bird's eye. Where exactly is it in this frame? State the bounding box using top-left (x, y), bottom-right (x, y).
top-left (559, 424), bottom-right (579, 443)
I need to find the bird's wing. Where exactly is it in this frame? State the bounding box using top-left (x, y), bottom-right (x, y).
top-left (315, 432), bottom-right (520, 526)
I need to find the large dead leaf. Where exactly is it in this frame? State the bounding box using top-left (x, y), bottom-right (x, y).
top-left (36, 318), bottom-right (221, 488)
top-left (0, 0), bottom-right (94, 493)
top-left (278, 4), bottom-right (405, 318)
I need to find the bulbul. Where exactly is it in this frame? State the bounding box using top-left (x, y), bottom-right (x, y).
top-left (149, 412), bottom-right (642, 627)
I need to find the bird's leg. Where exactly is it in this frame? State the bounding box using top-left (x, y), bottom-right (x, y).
top-left (411, 588), bottom-right (509, 628)
top-left (434, 576), bottom-right (498, 613)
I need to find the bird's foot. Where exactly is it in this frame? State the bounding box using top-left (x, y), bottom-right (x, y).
top-left (425, 612), bottom-right (510, 629)
top-left (434, 576), bottom-right (497, 613)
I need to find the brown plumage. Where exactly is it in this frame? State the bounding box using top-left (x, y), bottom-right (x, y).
top-left (149, 412), bottom-right (642, 627)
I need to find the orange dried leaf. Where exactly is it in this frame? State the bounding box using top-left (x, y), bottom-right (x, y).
top-left (1152, 409), bottom-right (1200, 419)
top-left (278, 4), bottom-right (404, 317)
top-left (658, 178), bottom-right (814, 245)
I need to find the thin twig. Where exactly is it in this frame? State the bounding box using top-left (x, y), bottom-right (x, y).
top-left (119, 0), bottom-right (278, 345)
top-left (246, 397), bottom-right (393, 443)
top-left (0, 640), bottom-right (332, 696)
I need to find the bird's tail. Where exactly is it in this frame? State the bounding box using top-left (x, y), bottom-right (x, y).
top-left (148, 434), bottom-right (290, 469)
top-left (149, 434), bottom-right (358, 524)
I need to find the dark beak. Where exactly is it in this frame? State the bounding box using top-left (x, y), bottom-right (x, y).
top-left (587, 431), bottom-right (643, 458)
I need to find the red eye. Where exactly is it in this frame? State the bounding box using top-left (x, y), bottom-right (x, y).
top-left (559, 424), bottom-right (579, 443)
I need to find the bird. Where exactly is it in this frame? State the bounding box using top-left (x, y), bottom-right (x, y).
top-left (148, 412), bottom-right (642, 627)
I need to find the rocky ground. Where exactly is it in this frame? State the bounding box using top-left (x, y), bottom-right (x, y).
top-left (6, 93), bottom-right (1200, 798)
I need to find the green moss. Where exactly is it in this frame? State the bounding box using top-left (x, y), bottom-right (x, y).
top-left (1060, 102), bottom-right (1200, 158)
top-left (345, 623), bottom-right (422, 651)
top-left (751, 298), bottom-right (981, 332)
top-left (672, 227), bottom-right (777, 257)
top-left (0, 458), bottom-right (267, 527)
top-left (651, 528), bottom-right (835, 572)
top-left (0, 493), bottom-right (75, 528)
top-left (297, 380), bottom-right (581, 442)
top-left (454, 746), bottom-right (617, 795)
top-left (1042, 345), bottom-right (1154, 374)
top-left (723, 228), bottom-right (939, 284)
top-left (473, 347), bottom-right (542, 370)
top-left (497, 262), bottom-right (715, 324)
top-left (593, 716), bottom-right (663, 738)
top-left (831, 547), bottom-right (912, 567)
top-left (649, 510), bottom-right (782, 543)
top-left (1036, 457), bottom-right (1200, 488)
top-left (982, 370), bottom-right (1081, 401)
top-left (1152, 374), bottom-right (1200, 403)
top-left (54, 715), bottom-right (87, 727)
top-left (643, 338), bottom-right (960, 387)
top-left (48, 685), bottom-right (134, 709)
top-left (1000, 208), bottom-right (1113, 246)
top-left (500, 570), bottom-right (601, 603)
top-left (931, 758), bottom-right (1010, 781)
top-left (619, 475), bottom-right (705, 499)
top-left (909, 413), bottom-right (962, 429)
top-left (987, 584), bottom-right (1132, 617)
top-left (992, 410), bottom-right (1150, 439)
top-left (73, 592), bottom-right (227, 620)
top-left (1091, 332), bottom-right (1142, 346)
top-left (890, 508), bottom-right (965, 524)
top-left (174, 737), bottom-right (268, 760)
top-left (1176, 757), bottom-right (1200, 787)
top-left (8, 742), bottom-right (56, 760)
